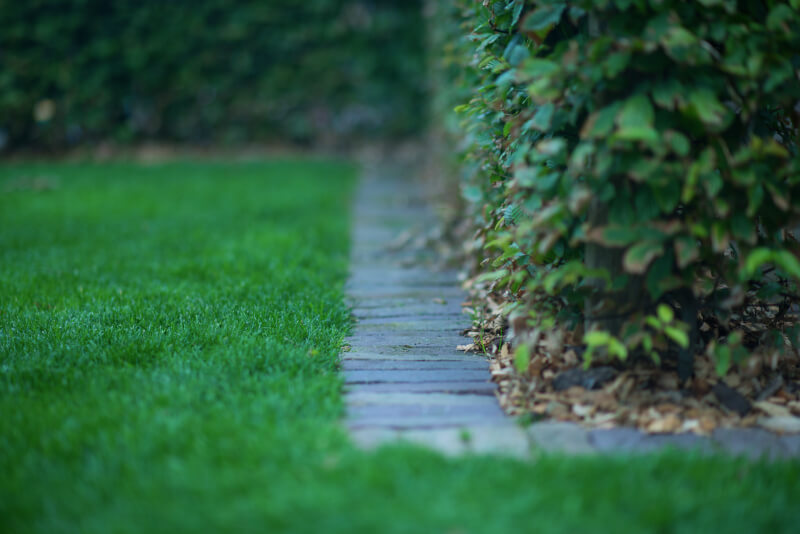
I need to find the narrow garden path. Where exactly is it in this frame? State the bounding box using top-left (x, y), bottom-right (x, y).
top-left (343, 156), bottom-right (800, 459)
top-left (343, 157), bottom-right (529, 455)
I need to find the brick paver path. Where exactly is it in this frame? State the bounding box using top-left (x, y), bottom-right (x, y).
top-left (343, 159), bottom-right (530, 455)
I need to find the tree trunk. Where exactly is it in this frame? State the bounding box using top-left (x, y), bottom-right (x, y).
top-left (584, 197), bottom-right (643, 335)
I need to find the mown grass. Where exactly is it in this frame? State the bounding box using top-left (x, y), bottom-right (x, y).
top-left (1, 159), bottom-right (798, 534)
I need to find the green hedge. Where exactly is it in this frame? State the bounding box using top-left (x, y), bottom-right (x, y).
top-left (0, 0), bottom-right (426, 149)
top-left (433, 0), bottom-right (800, 377)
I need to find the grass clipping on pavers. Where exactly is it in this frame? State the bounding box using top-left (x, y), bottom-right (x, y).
top-left (458, 278), bottom-right (800, 436)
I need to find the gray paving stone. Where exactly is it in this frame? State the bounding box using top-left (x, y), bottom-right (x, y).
top-left (350, 233), bottom-right (401, 245)
top-left (347, 341), bottom-right (470, 353)
top-left (348, 402), bottom-right (507, 427)
top-left (357, 428), bottom-right (472, 455)
top-left (345, 369), bottom-right (490, 384)
top-left (351, 310), bottom-right (466, 321)
top-left (347, 331), bottom-right (468, 342)
top-left (355, 316), bottom-right (468, 326)
top-left (347, 381), bottom-right (497, 395)
top-left (352, 327), bottom-right (467, 338)
top-left (348, 279), bottom-right (459, 290)
top-left (780, 434), bottom-right (800, 456)
top-left (350, 296), bottom-right (464, 308)
top-left (354, 321), bottom-right (466, 333)
top-left (348, 417), bottom-right (513, 429)
top-left (347, 392), bottom-right (499, 407)
top-left (397, 427), bottom-right (531, 457)
top-left (347, 332), bottom-right (468, 345)
top-left (712, 428), bottom-right (789, 460)
top-left (351, 300), bottom-right (465, 313)
top-left (348, 267), bottom-right (459, 285)
top-left (348, 412), bottom-right (505, 428)
top-left (342, 359), bottom-right (489, 371)
top-left (527, 422), bottom-right (595, 454)
top-left (355, 331), bottom-right (468, 341)
top-left (589, 427), bottom-right (710, 454)
top-left (588, 428), bottom-right (646, 452)
top-left (394, 430), bottom-right (471, 455)
top-left (345, 345), bottom-right (472, 357)
top-left (354, 207), bottom-right (430, 218)
top-left (349, 281), bottom-right (461, 292)
top-left (352, 307), bottom-right (465, 320)
top-left (637, 433), bottom-right (713, 454)
top-left (351, 305), bottom-right (464, 316)
top-left (348, 327), bottom-right (467, 337)
top-left (350, 313), bottom-right (464, 322)
top-left (349, 428), bottom-right (402, 450)
top-left (343, 351), bottom-right (481, 361)
top-left (352, 212), bottom-right (430, 223)
top-left (350, 285), bottom-right (460, 294)
top-left (347, 288), bottom-right (465, 300)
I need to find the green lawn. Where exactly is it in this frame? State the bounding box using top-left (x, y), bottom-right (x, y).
top-left (1, 159), bottom-right (798, 534)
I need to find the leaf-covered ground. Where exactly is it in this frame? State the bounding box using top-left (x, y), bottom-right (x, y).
top-left (1, 160), bottom-right (799, 534)
top-left (461, 276), bottom-right (800, 435)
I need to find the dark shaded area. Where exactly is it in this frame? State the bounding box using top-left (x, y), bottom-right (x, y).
top-left (712, 383), bottom-right (752, 417)
top-left (552, 367), bottom-right (617, 392)
top-left (0, 0), bottom-right (426, 149)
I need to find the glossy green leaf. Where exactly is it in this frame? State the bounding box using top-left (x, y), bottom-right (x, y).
top-left (617, 94), bottom-right (655, 129)
top-left (530, 103), bottom-right (555, 132)
top-left (514, 343), bottom-right (531, 373)
top-left (664, 326), bottom-right (689, 349)
top-left (581, 102), bottom-right (621, 139)
top-left (521, 3), bottom-right (566, 32)
top-left (657, 304), bottom-right (675, 323)
top-left (744, 248), bottom-right (773, 277)
top-left (674, 236), bottom-right (700, 269)
top-left (687, 88), bottom-right (730, 129)
top-left (623, 241), bottom-right (664, 274)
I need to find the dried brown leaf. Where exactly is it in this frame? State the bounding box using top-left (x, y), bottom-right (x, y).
top-left (646, 414), bottom-right (683, 434)
top-left (753, 401), bottom-right (792, 418)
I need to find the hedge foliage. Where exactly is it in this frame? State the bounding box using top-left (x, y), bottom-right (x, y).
top-left (0, 0), bottom-right (425, 148)
top-left (432, 0), bottom-right (800, 377)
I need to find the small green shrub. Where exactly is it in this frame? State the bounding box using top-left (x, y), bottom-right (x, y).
top-left (0, 0), bottom-right (426, 149)
top-left (433, 0), bottom-right (800, 377)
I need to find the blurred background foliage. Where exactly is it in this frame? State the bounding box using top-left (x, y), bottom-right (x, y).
top-left (0, 0), bottom-right (426, 150)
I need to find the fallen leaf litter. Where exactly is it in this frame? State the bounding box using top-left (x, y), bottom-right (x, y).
top-left (459, 277), bottom-right (800, 436)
